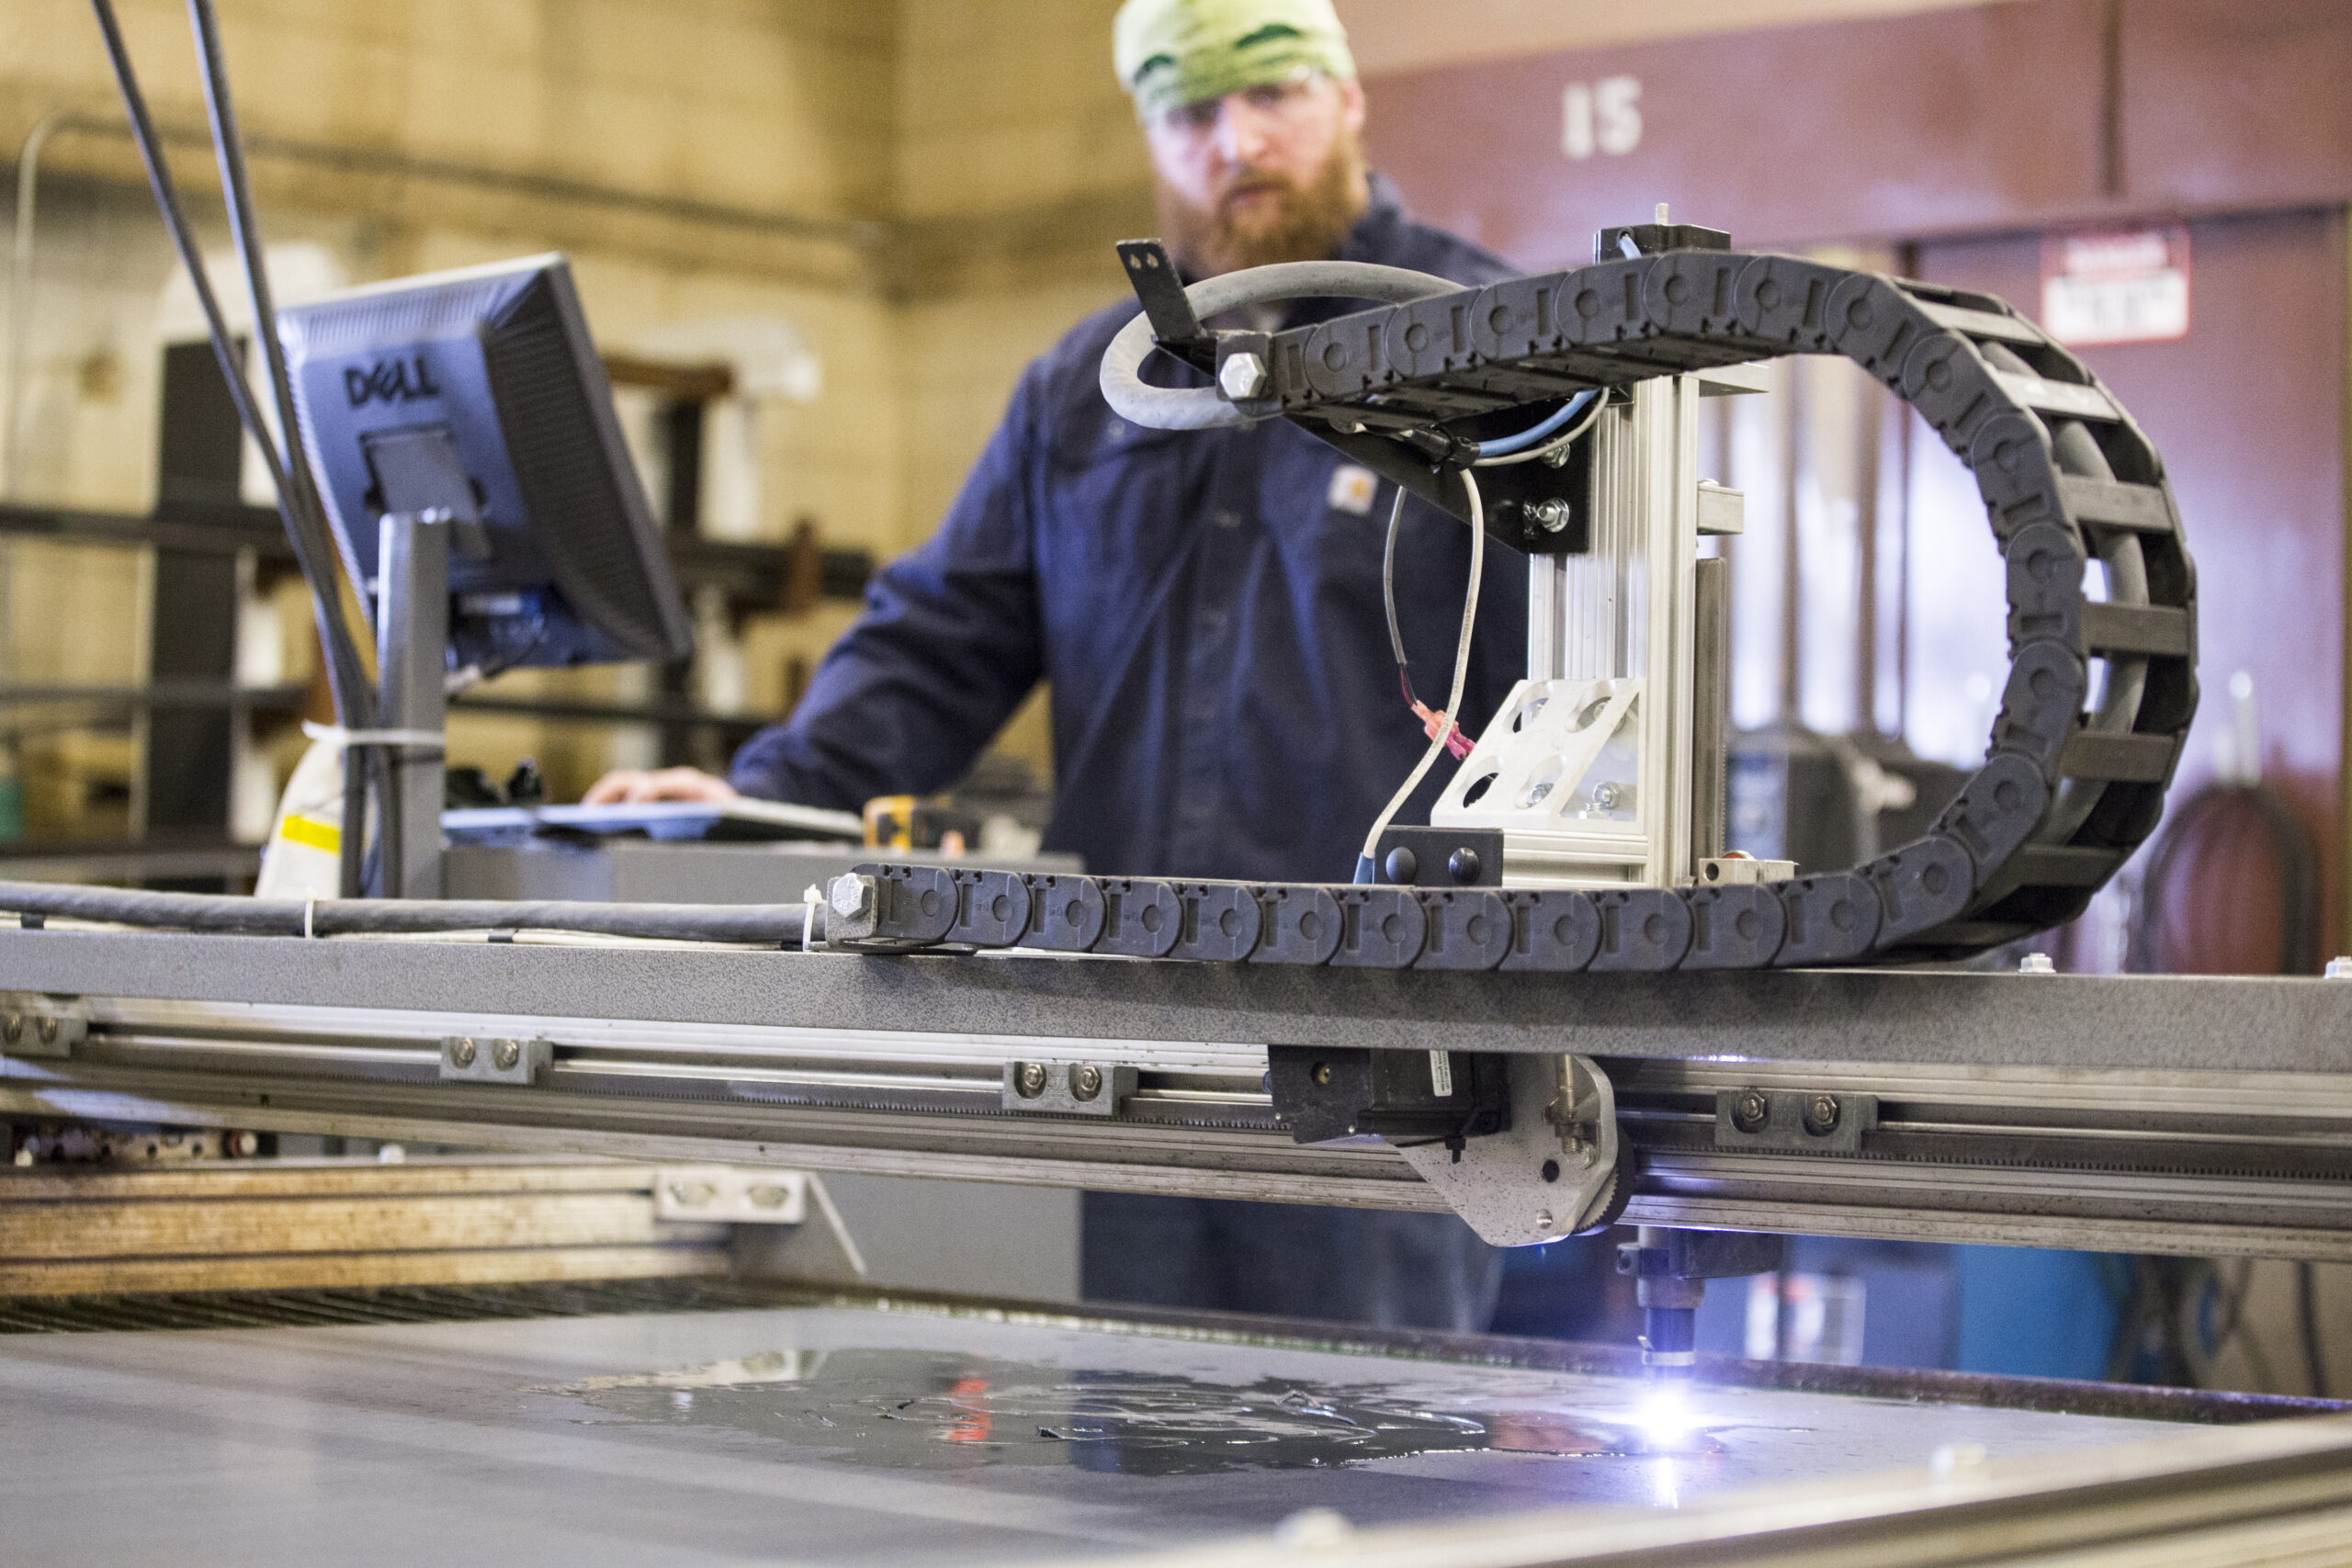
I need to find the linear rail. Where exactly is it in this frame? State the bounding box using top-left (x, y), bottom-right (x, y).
top-left (6, 931), bottom-right (2352, 1258)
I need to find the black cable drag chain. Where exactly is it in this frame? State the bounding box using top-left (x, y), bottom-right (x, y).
top-left (833, 249), bottom-right (2192, 970)
top-left (1414, 888), bottom-right (1512, 971)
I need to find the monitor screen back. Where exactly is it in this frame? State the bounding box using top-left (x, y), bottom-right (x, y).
top-left (281, 254), bottom-right (692, 672)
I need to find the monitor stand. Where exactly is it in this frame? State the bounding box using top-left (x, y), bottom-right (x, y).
top-left (364, 424), bottom-right (487, 899)
top-left (375, 508), bottom-right (450, 898)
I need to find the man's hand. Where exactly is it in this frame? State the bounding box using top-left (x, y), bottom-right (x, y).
top-left (582, 766), bottom-right (739, 805)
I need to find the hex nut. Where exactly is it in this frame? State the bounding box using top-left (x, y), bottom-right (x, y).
top-left (1015, 1062), bottom-right (1048, 1099)
top-left (36, 1017), bottom-right (58, 1046)
top-left (492, 1038), bottom-right (522, 1071)
top-left (667, 1180), bottom-right (717, 1208)
top-left (1732, 1089), bottom-right (1770, 1134)
top-left (1804, 1093), bottom-right (1841, 1135)
top-left (1070, 1064), bottom-right (1103, 1101)
top-left (1218, 352), bottom-right (1269, 400)
top-left (1, 1015), bottom-right (18, 1045)
top-left (1529, 498), bottom-right (1574, 533)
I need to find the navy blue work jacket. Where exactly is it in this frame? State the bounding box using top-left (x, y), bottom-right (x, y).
top-left (731, 177), bottom-right (1528, 883)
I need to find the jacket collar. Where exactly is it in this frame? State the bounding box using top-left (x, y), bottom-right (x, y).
top-left (1338, 171), bottom-right (1409, 265)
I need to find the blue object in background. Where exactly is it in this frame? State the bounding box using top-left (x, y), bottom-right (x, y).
top-left (1952, 1247), bottom-right (2128, 1381)
top-left (1499, 1234), bottom-right (2129, 1382)
top-left (1691, 1238), bottom-right (1958, 1369)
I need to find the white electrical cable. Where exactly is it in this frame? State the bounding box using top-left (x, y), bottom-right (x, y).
top-left (1354, 468), bottom-right (1487, 881)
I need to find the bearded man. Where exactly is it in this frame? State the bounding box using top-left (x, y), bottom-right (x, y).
top-left (587, 0), bottom-right (1524, 1330)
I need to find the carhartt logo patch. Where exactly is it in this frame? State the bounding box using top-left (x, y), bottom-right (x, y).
top-left (1327, 464), bottom-right (1377, 515)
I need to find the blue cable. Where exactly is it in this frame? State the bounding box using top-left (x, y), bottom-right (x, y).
top-left (1471, 389), bottom-right (1598, 460)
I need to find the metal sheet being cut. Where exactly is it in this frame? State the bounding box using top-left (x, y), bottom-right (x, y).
top-left (0, 1292), bottom-right (2253, 1566)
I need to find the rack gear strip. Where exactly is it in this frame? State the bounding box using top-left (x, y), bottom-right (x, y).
top-left (837, 247), bottom-right (2194, 970)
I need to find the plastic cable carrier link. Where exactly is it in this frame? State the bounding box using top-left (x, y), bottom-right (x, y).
top-left (825, 247), bottom-right (2194, 972)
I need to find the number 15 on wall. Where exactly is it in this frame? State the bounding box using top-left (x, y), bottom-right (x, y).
top-left (1564, 75), bottom-right (1643, 159)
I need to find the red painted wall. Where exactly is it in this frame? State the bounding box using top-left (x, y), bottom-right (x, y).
top-left (1917, 213), bottom-right (2346, 964)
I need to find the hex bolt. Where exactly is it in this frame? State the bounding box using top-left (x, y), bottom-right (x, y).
top-left (1529, 498), bottom-right (1573, 534)
top-left (1804, 1093), bottom-right (1842, 1136)
top-left (1218, 352), bottom-right (1270, 400)
top-left (1732, 1088), bottom-right (1770, 1134)
top-left (1070, 1064), bottom-right (1104, 1101)
top-left (492, 1038), bottom-right (522, 1071)
top-left (1, 1015), bottom-right (19, 1045)
top-left (746, 1184), bottom-right (790, 1210)
top-left (829, 874), bottom-right (875, 919)
top-left (36, 1017), bottom-right (58, 1047)
top-left (1015, 1061), bottom-right (1047, 1099)
top-left (2018, 953), bottom-right (2056, 974)
top-left (450, 1036), bottom-right (477, 1067)
top-left (667, 1180), bottom-right (716, 1209)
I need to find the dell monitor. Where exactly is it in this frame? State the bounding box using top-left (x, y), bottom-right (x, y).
top-left (279, 254), bottom-right (693, 674)
top-left (279, 254), bottom-right (695, 897)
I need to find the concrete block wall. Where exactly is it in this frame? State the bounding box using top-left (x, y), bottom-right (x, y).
top-left (2, 0), bottom-right (1997, 813)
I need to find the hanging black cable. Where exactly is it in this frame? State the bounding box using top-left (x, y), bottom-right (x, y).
top-left (88, 0), bottom-right (387, 895)
top-left (2130, 782), bottom-right (2321, 977)
top-left (2123, 775), bottom-right (2324, 1392)
top-left (84, 0), bottom-right (369, 714)
top-left (180, 0), bottom-right (401, 897)
top-left (2299, 1261), bottom-right (2332, 1399)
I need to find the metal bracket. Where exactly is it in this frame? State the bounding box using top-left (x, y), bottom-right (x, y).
top-left (439, 1034), bottom-right (550, 1086)
top-left (1395, 1055), bottom-right (1623, 1246)
top-left (652, 1166), bottom-right (810, 1224)
top-left (1618, 1227), bottom-right (1786, 1283)
top-left (1698, 856), bottom-right (1798, 886)
top-left (1715, 1087), bottom-right (1878, 1154)
top-left (0, 994), bottom-right (88, 1059)
top-left (1115, 238), bottom-right (1211, 355)
top-left (1002, 1060), bottom-right (1136, 1116)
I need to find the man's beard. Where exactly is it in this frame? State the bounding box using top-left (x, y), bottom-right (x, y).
top-left (1155, 129), bottom-right (1370, 279)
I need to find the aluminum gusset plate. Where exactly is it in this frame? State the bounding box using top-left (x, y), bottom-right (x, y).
top-left (1396, 1055), bottom-right (1620, 1245)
